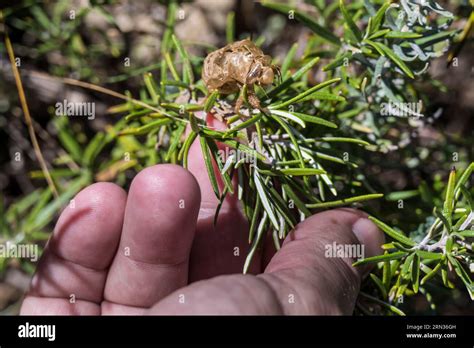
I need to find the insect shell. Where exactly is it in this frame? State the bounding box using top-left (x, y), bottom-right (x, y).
top-left (202, 39), bottom-right (276, 95)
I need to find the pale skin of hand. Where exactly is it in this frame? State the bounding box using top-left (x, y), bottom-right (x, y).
top-left (20, 135), bottom-right (384, 315)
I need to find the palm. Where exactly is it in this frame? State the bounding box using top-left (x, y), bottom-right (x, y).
top-left (21, 138), bottom-right (383, 315)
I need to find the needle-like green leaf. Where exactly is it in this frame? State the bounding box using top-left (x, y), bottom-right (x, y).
top-left (254, 171), bottom-right (279, 231)
top-left (412, 253), bottom-right (420, 293)
top-left (353, 251), bottom-right (407, 266)
top-left (368, 216), bottom-right (416, 247)
top-left (171, 34), bottom-right (194, 84)
top-left (199, 136), bottom-right (220, 198)
top-left (340, 0), bottom-right (362, 42)
top-left (266, 56), bottom-right (320, 98)
top-left (370, 273), bottom-right (388, 299)
top-left (281, 43), bottom-right (298, 77)
top-left (271, 78), bottom-right (341, 109)
top-left (262, 1), bottom-right (340, 45)
top-left (204, 90), bottom-right (219, 112)
top-left (443, 167), bottom-right (456, 221)
top-left (226, 11), bottom-right (235, 44)
top-left (367, 1), bottom-right (390, 35)
top-left (364, 39), bottom-right (415, 78)
top-left (307, 193), bottom-right (383, 208)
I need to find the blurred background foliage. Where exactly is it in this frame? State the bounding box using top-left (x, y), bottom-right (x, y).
top-left (0, 0), bottom-right (472, 315)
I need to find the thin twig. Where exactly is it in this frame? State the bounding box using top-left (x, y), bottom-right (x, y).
top-left (2, 12), bottom-right (59, 198)
top-left (27, 71), bottom-right (187, 124)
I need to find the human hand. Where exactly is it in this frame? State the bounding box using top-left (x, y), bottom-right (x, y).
top-left (20, 137), bottom-right (384, 315)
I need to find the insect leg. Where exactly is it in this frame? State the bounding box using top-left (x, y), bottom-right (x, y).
top-left (247, 86), bottom-right (270, 116)
top-left (234, 90), bottom-right (245, 118)
top-left (247, 92), bottom-right (261, 110)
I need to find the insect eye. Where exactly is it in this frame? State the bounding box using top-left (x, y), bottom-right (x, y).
top-left (260, 68), bottom-right (274, 85)
top-left (247, 64), bottom-right (261, 80)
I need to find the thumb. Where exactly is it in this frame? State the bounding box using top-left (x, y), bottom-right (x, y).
top-left (260, 208), bottom-right (384, 314)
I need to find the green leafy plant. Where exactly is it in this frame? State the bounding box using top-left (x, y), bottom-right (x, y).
top-left (2, 0), bottom-right (123, 81)
top-left (1, 0), bottom-right (472, 315)
top-left (355, 164), bottom-right (474, 314)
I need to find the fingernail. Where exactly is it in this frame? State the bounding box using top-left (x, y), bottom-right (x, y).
top-left (352, 217), bottom-right (384, 260)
